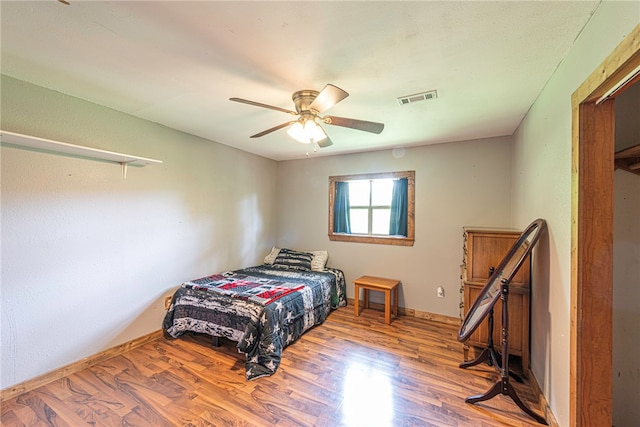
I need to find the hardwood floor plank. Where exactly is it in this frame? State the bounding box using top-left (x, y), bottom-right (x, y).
top-left (0, 411), bottom-right (23, 427)
top-left (1, 306), bottom-right (546, 426)
top-left (15, 391), bottom-right (73, 427)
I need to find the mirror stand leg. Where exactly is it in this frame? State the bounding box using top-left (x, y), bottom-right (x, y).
top-left (460, 309), bottom-right (502, 373)
top-left (504, 380), bottom-right (548, 425)
top-left (465, 281), bottom-right (547, 425)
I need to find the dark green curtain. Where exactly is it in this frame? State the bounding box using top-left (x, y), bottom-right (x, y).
top-left (389, 178), bottom-right (408, 236)
top-left (334, 181), bottom-right (351, 233)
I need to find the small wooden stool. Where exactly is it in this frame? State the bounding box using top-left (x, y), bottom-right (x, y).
top-left (353, 275), bottom-right (400, 324)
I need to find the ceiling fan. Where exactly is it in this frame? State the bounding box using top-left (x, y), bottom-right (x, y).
top-left (229, 84), bottom-right (384, 148)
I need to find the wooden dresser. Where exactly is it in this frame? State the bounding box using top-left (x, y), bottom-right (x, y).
top-left (460, 227), bottom-right (531, 377)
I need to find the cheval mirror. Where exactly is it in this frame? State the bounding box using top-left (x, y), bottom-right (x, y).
top-left (458, 218), bottom-right (547, 424)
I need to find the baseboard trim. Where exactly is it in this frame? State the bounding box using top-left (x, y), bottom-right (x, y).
top-left (0, 330), bottom-right (163, 402)
top-left (346, 298), bottom-right (461, 326)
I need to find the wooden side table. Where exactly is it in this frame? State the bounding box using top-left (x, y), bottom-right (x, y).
top-left (353, 275), bottom-right (400, 324)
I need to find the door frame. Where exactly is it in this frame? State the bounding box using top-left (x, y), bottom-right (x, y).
top-left (570, 24), bottom-right (639, 426)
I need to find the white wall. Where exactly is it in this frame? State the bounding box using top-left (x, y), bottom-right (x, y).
top-left (0, 75), bottom-right (278, 389)
top-left (275, 137), bottom-right (512, 318)
top-left (510, 2), bottom-right (639, 426)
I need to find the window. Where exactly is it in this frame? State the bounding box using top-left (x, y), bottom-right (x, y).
top-left (328, 171), bottom-right (415, 246)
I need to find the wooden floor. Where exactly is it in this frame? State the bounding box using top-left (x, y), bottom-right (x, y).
top-left (1, 306), bottom-right (546, 426)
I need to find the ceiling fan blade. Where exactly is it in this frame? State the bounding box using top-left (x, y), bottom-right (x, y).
top-left (323, 115), bottom-right (385, 134)
top-left (308, 84), bottom-right (349, 114)
top-left (230, 97), bottom-right (297, 115)
top-left (317, 135), bottom-right (333, 148)
top-left (250, 121), bottom-right (295, 138)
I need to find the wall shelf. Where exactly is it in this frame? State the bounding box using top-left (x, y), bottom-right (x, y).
top-left (0, 130), bottom-right (162, 179)
top-left (615, 144), bottom-right (640, 176)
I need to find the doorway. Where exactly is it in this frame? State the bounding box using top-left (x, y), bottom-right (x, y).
top-left (571, 24), bottom-right (640, 426)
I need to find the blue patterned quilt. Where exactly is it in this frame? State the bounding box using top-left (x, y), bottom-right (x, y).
top-left (162, 265), bottom-right (346, 380)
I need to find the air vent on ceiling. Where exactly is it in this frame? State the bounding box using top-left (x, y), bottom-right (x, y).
top-left (397, 90), bottom-right (438, 106)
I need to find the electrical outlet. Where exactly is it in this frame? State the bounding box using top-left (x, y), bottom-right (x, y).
top-left (437, 286), bottom-right (445, 298)
top-left (164, 295), bottom-right (173, 310)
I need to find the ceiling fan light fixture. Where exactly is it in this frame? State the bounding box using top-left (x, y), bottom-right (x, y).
top-left (287, 119), bottom-right (326, 144)
top-left (286, 121), bottom-right (306, 143)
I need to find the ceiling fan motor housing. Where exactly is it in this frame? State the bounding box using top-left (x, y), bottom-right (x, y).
top-left (292, 90), bottom-right (320, 113)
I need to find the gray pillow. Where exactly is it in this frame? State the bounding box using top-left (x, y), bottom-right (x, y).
top-left (272, 248), bottom-right (313, 271)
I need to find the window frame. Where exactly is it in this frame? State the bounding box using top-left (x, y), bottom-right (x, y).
top-left (328, 170), bottom-right (415, 246)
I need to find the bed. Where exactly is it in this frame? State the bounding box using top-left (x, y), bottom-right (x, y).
top-left (162, 248), bottom-right (346, 380)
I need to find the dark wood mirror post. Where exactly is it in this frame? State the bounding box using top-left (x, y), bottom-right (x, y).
top-left (458, 219), bottom-right (547, 425)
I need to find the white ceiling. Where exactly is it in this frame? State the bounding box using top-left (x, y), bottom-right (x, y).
top-left (1, 1), bottom-right (600, 161)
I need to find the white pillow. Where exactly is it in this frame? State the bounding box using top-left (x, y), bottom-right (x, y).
top-left (310, 250), bottom-right (329, 271)
top-left (264, 246), bottom-right (281, 264)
